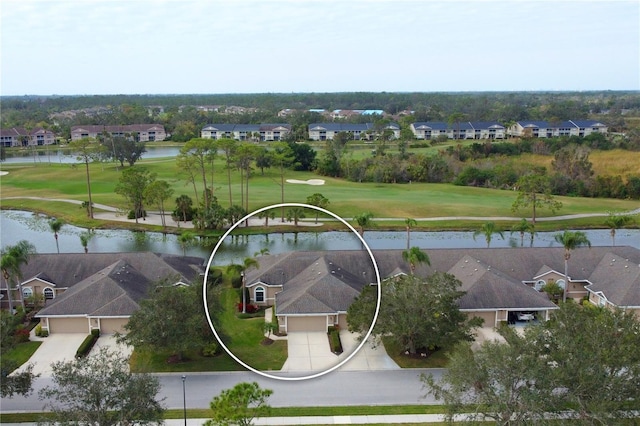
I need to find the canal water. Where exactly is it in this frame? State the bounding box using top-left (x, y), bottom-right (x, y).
top-left (1, 210), bottom-right (638, 265)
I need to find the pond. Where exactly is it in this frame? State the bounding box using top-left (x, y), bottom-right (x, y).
top-left (1, 145), bottom-right (181, 165)
top-left (1, 210), bottom-right (638, 265)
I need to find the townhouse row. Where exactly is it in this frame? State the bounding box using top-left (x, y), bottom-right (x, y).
top-left (1, 119), bottom-right (608, 147)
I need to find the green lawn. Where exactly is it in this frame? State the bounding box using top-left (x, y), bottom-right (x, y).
top-left (217, 285), bottom-right (287, 371)
top-left (2, 341), bottom-right (42, 369)
top-left (382, 337), bottom-right (451, 369)
top-left (1, 156), bottom-right (638, 232)
top-left (130, 277), bottom-right (287, 373)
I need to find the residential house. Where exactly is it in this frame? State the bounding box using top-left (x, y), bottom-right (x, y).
top-left (1, 127), bottom-right (56, 147)
top-left (1, 253), bottom-right (204, 334)
top-left (244, 246), bottom-right (640, 333)
top-left (410, 122), bottom-right (505, 140)
top-left (507, 120), bottom-right (608, 138)
top-left (201, 124), bottom-right (292, 141)
top-left (70, 124), bottom-right (167, 142)
top-left (308, 123), bottom-right (400, 141)
top-left (585, 252), bottom-right (640, 316)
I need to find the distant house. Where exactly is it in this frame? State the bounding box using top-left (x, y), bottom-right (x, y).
top-left (70, 124), bottom-right (166, 142)
top-left (0, 127), bottom-right (56, 147)
top-left (244, 246), bottom-right (640, 333)
top-left (0, 253), bottom-right (204, 334)
top-left (410, 122), bottom-right (505, 140)
top-left (308, 123), bottom-right (400, 141)
top-left (507, 120), bottom-right (608, 138)
top-left (201, 123), bottom-right (291, 141)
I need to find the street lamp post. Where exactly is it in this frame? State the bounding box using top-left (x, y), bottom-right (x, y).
top-left (182, 375), bottom-right (187, 426)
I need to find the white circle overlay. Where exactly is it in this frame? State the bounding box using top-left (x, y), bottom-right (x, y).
top-left (203, 202), bottom-right (382, 381)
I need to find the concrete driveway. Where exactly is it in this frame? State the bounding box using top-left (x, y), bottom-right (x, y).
top-left (14, 333), bottom-right (133, 377)
top-left (280, 331), bottom-right (399, 373)
top-left (15, 333), bottom-right (87, 377)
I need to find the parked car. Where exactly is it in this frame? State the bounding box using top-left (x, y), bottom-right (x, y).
top-left (516, 311), bottom-right (535, 321)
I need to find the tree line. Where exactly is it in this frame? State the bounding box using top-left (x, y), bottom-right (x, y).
top-left (2, 91), bottom-right (640, 141)
top-left (314, 133), bottom-right (640, 200)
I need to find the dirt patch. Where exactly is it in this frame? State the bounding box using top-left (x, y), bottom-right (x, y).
top-left (260, 337), bottom-right (274, 346)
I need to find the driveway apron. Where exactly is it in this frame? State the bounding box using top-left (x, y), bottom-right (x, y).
top-left (280, 331), bottom-right (399, 373)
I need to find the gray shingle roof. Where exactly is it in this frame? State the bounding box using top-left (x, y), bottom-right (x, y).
top-left (18, 253), bottom-right (204, 291)
top-left (276, 257), bottom-right (366, 315)
top-left (36, 260), bottom-right (150, 317)
top-left (586, 253), bottom-right (640, 307)
top-left (448, 255), bottom-right (556, 310)
top-left (248, 247), bottom-right (640, 315)
top-left (18, 253), bottom-right (203, 319)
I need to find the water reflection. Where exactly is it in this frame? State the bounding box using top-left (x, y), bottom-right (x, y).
top-left (2, 146), bottom-right (181, 165)
top-left (1, 210), bottom-right (639, 266)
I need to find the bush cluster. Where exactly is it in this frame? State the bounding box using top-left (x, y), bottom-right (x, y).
top-left (34, 324), bottom-right (49, 338)
top-left (236, 303), bottom-right (259, 314)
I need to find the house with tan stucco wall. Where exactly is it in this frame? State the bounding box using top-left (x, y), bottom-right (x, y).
top-left (244, 246), bottom-right (640, 333)
top-left (1, 253), bottom-right (204, 335)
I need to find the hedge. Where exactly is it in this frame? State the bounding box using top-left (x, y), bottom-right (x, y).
top-left (328, 326), bottom-right (343, 354)
top-left (75, 329), bottom-right (100, 358)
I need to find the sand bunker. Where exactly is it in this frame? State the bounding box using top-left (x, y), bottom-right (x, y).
top-left (285, 179), bottom-right (325, 185)
top-left (0, 171), bottom-right (8, 176)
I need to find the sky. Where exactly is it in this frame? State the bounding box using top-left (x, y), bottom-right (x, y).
top-left (1, 0), bottom-right (638, 96)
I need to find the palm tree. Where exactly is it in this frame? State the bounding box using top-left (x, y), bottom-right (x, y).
top-left (257, 209), bottom-right (276, 227)
top-left (473, 222), bottom-right (504, 248)
top-left (604, 213), bottom-right (634, 246)
top-left (69, 138), bottom-right (103, 219)
top-left (404, 218), bottom-right (417, 250)
top-left (79, 231), bottom-right (93, 254)
top-left (177, 232), bottom-right (196, 257)
top-left (354, 212), bottom-right (374, 237)
top-left (286, 207), bottom-right (306, 226)
top-left (228, 257), bottom-right (259, 314)
top-left (510, 218), bottom-right (534, 247)
top-left (1, 240), bottom-right (36, 312)
top-left (554, 230), bottom-right (591, 303)
top-left (402, 246), bottom-right (430, 275)
top-left (306, 193), bottom-right (329, 224)
top-left (49, 218), bottom-right (64, 254)
top-left (175, 195), bottom-right (193, 223)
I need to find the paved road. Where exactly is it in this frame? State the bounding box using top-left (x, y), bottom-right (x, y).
top-left (1, 369), bottom-right (442, 412)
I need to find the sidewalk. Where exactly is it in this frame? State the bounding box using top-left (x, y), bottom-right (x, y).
top-left (1, 414), bottom-right (452, 426)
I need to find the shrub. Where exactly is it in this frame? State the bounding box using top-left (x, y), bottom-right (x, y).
top-left (230, 275), bottom-right (242, 288)
top-left (14, 327), bottom-right (30, 343)
top-left (76, 330), bottom-right (100, 358)
top-left (127, 209), bottom-right (147, 220)
top-left (207, 268), bottom-right (223, 286)
top-left (327, 326), bottom-right (343, 354)
top-left (201, 342), bottom-right (220, 357)
top-left (236, 303), bottom-right (259, 314)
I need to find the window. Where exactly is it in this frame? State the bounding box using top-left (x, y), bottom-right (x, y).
top-left (43, 288), bottom-right (54, 300)
top-left (556, 279), bottom-right (566, 290)
top-left (22, 287), bottom-right (33, 298)
top-left (534, 280), bottom-right (546, 291)
top-left (254, 286), bottom-right (265, 303)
